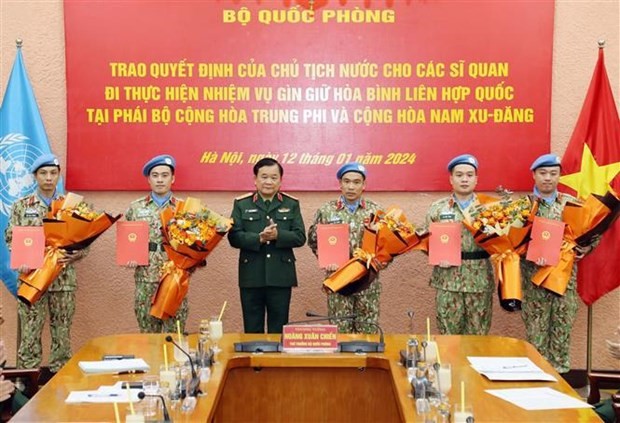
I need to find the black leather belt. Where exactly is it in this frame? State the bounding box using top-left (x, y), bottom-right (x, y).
top-left (461, 250), bottom-right (490, 260)
top-left (148, 242), bottom-right (164, 252)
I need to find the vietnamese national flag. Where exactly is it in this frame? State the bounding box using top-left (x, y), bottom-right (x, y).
top-left (559, 46), bottom-right (620, 306)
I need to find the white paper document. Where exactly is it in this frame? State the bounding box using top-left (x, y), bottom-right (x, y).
top-left (65, 387), bottom-right (142, 404)
top-left (467, 357), bottom-right (557, 381)
top-left (78, 358), bottom-right (150, 374)
top-left (485, 387), bottom-right (593, 410)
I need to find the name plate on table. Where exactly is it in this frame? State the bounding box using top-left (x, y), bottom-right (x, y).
top-left (282, 325), bottom-right (339, 353)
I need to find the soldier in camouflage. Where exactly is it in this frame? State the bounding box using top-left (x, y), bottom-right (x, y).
top-left (425, 154), bottom-right (495, 335)
top-left (5, 154), bottom-right (86, 373)
top-left (308, 162), bottom-right (382, 334)
top-left (125, 154), bottom-right (188, 333)
top-left (521, 154), bottom-right (595, 373)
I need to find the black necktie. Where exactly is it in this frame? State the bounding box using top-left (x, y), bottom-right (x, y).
top-left (264, 200), bottom-right (271, 208)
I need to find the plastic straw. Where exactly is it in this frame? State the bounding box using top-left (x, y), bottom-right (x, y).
top-left (113, 402), bottom-right (120, 423)
top-left (176, 320), bottom-right (182, 343)
top-left (436, 344), bottom-right (442, 365)
top-left (460, 380), bottom-right (465, 413)
top-left (218, 300), bottom-right (228, 321)
top-left (163, 344), bottom-right (169, 371)
top-left (126, 382), bottom-right (134, 414)
top-left (426, 317), bottom-right (431, 342)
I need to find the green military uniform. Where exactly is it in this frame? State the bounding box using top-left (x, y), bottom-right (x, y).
top-left (5, 192), bottom-right (79, 372)
top-left (307, 196), bottom-right (382, 334)
top-left (425, 194), bottom-right (494, 335)
top-left (228, 192), bottom-right (306, 333)
top-left (521, 193), bottom-right (579, 373)
top-left (125, 194), bottom-right (188, 333)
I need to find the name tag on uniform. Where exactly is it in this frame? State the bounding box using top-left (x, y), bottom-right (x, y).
top-left (439, 212), bottom-right (456, 221)
top-left (24, 208), bottom-right (39, 218)
top-left (244, 209), bottom-right (258, 213)
top-left (278, 208), bottom-right (290, 213)
top-left (136, 209), bottom-right (151, 218)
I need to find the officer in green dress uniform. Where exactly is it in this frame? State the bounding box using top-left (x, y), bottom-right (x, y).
top-left (5, 154), bottom-right (86, 373)
top-left (228, 158), bottom-right (306, 333)
top-left (425, 154), bottom-right (495, 335)
top-left (125, 154), bottom-right (188, 333)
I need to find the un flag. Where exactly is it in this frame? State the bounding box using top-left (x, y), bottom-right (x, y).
top-left (0, 43), bottom-right (62, 296)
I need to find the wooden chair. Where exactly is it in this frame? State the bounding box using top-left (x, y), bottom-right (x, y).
top-left (0, 368), bottom-right (41, 422)
top-left (587, 372), bottom-right (620, 421)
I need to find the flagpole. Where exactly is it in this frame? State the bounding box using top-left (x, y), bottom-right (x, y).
top-left (585, 38), bottom-right (605, 388)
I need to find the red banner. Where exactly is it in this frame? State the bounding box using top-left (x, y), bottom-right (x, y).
top-left (64, 0), bottom-right (554, 191)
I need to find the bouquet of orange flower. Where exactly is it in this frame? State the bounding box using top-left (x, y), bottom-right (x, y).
top-left (462, 194), bottom-right (536, 311)
top-left (323, 207), bottom-right (429, 296)
top-left (18, 193), bottom-right (121, 306)
top-left (150, 197), bottom-right (232, 320)
top-left (531, 190), bottom-right (620, 295)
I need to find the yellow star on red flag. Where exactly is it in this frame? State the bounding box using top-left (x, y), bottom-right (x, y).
top-left (560, 143), bottom-right (620, 199)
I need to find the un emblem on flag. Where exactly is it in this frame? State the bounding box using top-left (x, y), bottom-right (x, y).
top-left (0, 133), bottom-right (39, 216)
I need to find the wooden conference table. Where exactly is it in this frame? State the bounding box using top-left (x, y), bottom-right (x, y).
top-left (12, 333), bottom-right (600, 422)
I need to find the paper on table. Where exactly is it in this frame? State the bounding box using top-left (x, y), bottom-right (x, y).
top-left (485, 387), bottom-right (593, 411)
top-left (65, 388), bottom-right (141, 404)
top-left (467, 357), bottom-right (557, 382)
top-left (78, 358), bottom-right (150, 374)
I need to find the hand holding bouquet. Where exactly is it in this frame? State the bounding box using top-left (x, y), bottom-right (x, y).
top-left (323, 207), bottom-right (428, 296)
top-left (531, 190), bottom-right (620, 295)
top-left (463, 194), bottom-right (536, 311)
top-left (18, 193), bottom-right (121, 306)
top-left (150, 197), bottom-right (232, 320)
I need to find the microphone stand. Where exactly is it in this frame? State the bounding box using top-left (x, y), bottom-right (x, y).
top-left (138, 391), bottom-right (172, 422)
top-left (165, 336), bottom-right (201, 397)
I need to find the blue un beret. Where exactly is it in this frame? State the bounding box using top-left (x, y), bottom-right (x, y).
top-left (142, 154), bottom-right (176, 176)
top-left (530, 154), bottom-right (561, 171)
top-left (447, 154), bottom-right (478, 172)
top-left (337, 162), bottom-right (367, 180)
top-left (31, 153), bottom-right (60, 173)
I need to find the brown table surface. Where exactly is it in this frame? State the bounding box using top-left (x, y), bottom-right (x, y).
top-left (11, 333), bottom-right (601, 422)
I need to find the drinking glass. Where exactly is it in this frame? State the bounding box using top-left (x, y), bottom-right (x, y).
top-left (209, 317), bottom-right (223, 356)
top-left (141, 375), bottom-right (160, 417)
top-left (173, 336), bottom-right (190, 364)
top-left (438, 363), bottom-right (452, 397)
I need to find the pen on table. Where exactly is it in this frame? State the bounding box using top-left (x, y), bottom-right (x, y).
top-left (502, 364), bottom-right (528, 369)
top-left (117, 370), bottom-right (146, 375)
top-left (88, 393), bottom-right (120, 397)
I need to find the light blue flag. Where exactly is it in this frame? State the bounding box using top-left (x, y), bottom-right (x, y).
top-left (0, 44), bottom-right (63, 296)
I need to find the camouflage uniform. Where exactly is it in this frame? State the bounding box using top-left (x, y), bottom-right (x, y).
top-left (125, 194), bottom-right (188, 333)
top-left (308, 197), bottom-right (382, 334)
top-left (425, 195), bottom-right (494, 335)
top-left (5, 192), bottom-right (79, 372)
top-left (521, 193), bottom-right (579, 373)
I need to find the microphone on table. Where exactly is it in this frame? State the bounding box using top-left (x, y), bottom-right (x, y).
top-left (138, 391), bottom-right (172, 422)
top-left (304, 311), bottom-right (385, 353)
top-left (165, 336), bottom-right (201, 397)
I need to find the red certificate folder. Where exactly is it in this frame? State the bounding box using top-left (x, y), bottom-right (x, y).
top-left (317, 224), bottom-right (350, 268)
top-left (116, 221), bottom-right (149, 265)
top-left (429, 222), bottom-right (462, 266)
top-left (10, 226), bottom-right (45, 269)
top-left (526, 216), bottom-right (565, 266)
